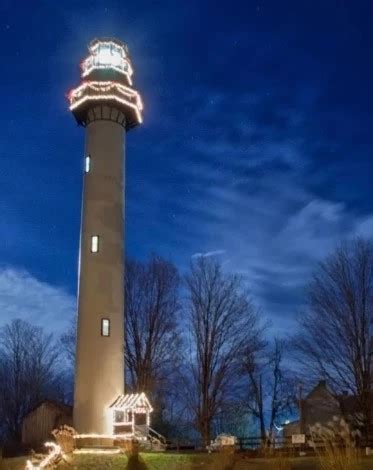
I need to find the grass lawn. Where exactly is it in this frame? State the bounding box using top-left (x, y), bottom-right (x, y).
top-left (1, 456), bottom-right (28, 470)
top-left (57, 452), bottom-right (233, 470)
top-left (2, 452), bottom-right (373, 469)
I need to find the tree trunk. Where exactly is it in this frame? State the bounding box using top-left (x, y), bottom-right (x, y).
top-left (258, 376), bottom-right (267, 445)
top-left (200, 418), bottom-right (211, 447)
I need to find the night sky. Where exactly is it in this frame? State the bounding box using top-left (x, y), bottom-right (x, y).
top-left (1, 0), bottom-right (373, 336)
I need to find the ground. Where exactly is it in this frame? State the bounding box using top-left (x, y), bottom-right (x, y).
top-left (2, 453), bottom-right (373, 470)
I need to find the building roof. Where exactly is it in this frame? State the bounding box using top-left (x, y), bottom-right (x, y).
top-left (305, 380), bottom-right (335, 400)
top-left (24, 400), bottom-right (72, 418)
top-left (110, 392), bottom-right (153, 412)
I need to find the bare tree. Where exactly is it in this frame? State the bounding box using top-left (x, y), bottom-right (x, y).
top-left (60, 318), bottom-right (76, 367)
top-left (243, 339), bottom-right (297, 444)
top-left (242, 348), bottom-right (266, 442)
top-left (0, 319), bottom-right (61, 442)
top-left (294, 238), bottom-right (373, 435)
top-left (125, 256), bottom-right (181, 398)
top-left (266, 340), bottom-right (297, 441)
top-left (184, 257), bottom-right (263, 445)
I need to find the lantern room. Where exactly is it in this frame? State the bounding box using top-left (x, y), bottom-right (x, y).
top-left (68, 38), bottom-right (143, 129)
top-left (81, 39), bottom-right (134, 85)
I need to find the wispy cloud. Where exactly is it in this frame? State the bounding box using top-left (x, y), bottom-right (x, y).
top-left (1, 4), bottom-right (371, 344)
top-left (155, 87), bottom-right (373, 336)
top-left (191, 249), bottom-right (226, 259)
top-left (0, 267), bottom-right (75, 334)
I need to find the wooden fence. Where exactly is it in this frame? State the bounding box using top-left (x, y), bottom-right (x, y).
top-left (165, 435), bottom-right (373, 452)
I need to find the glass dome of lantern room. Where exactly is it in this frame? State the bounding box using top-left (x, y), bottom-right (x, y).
top-left (81, 39), bottom-right (134, 85)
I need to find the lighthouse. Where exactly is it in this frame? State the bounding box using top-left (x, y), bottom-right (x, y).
top-left (68, 38), bottom-right (143, 435)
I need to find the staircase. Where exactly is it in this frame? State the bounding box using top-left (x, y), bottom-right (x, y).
top-left (134, 425), bottom-right (167, 451)
top-left (73, 435), bottom-right (123, 455)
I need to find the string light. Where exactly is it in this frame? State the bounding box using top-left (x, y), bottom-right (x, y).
top-left (110, 392), bottom-right (153, 411)
top-left (110, 393), bottom-right (153, 437)
top-left (25, 442), bottom-right (63, 469)
top-left (74, 448), bottom-right (121, 454)
top-left (80, 39), bottom-right (134, 84)
top-left (74, 433), bottom-right (132, 439)
top-left (69, 38), bottom-right (143, 126)
top-left (82, 64), bottom-right (133, 85)
top-left (69, 95), bottom-right (143, 124)
top-left (69, 81), bottom-right (143, 124)
top-left (69, 81), bottom-right (142, 107)
top-left (23, 392), bottom-right (153, 467)
top-left (90, 40), bottom-right (127, 56)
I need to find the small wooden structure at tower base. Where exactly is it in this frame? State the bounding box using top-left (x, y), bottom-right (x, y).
top-left (22, 401), bottom-right (72, 450)
top-left (73, 393), bottom-right (154, 452)
top-left (110, 392), bottom-right (153, 439)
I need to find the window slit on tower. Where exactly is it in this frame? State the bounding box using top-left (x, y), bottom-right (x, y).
top-left (85, 155), bottom-right (91, 173)
top-left (101, 318), bottom-right (110, 337)
top-left (91, 235), bottom-right (99, 253)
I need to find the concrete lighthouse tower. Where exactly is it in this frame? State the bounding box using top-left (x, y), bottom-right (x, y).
top-left (68, 38), bottom-right (143, 435)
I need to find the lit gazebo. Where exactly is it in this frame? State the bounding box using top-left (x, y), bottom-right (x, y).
top-left (110, 393), bottom-right (153, 438)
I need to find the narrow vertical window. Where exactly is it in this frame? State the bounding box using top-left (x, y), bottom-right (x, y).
top-left (85, 155), bottom-right (91, 173)
top-left (91, 235), bottom-right (99, 253)
top-left (101, 318), bottom-right (110, 337)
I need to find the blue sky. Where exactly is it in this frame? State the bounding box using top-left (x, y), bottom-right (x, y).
top-left (1, 0), bottom-right (373, 335)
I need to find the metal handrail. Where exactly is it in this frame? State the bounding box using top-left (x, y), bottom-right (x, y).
top-left (148, 426), bottom-right (167, 443)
